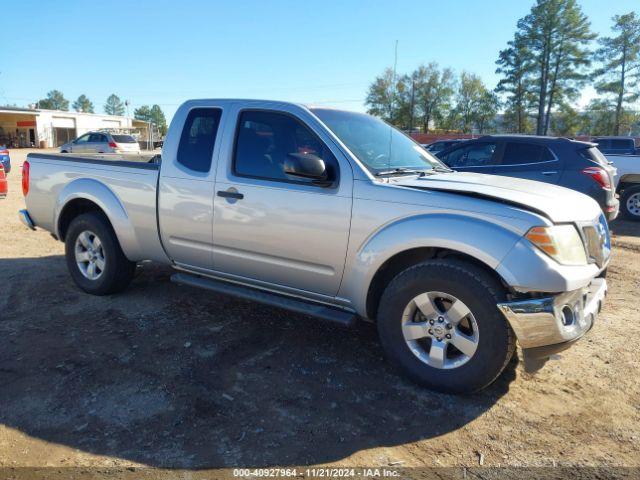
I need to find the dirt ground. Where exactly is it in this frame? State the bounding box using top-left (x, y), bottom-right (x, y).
top-left (0, 150), bottom-right (639, 476)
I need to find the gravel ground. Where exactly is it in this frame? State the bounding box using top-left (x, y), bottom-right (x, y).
top-left (0, 150), bottom-right (639, 476)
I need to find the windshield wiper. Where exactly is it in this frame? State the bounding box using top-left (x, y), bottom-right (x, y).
top-left (431, 165), bottom-right (454, 173)
top-left (375, 167), bottom-right (430, 177)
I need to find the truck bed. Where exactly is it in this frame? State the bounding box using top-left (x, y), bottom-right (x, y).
top-left (605, 154), bottom-right (640, 188)
top-left (25, 152), bottom-right (167, 262)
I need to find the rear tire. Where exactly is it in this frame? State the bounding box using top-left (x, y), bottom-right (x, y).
top-left (65, 212), bottom-right (136, 295)
top-left (620, 184), bottom-right (640, 221)
top-left (376, 259), bottom-right (515, 394)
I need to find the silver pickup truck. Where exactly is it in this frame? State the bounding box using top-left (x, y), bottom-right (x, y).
top-left (19, 99), bottom-right (610, 393)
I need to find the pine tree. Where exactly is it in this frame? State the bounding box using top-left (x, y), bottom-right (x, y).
top-left (104, 94), bottom-right (125, 116)
top-left (37, 90), bottom-right (69, 111)
top-left (506, 0), bottom-right (595, 135)
top-left (496, 36), bottom-right (533, 133)
top-left (72, 94), bottom-right (94, 113)
top-left (594, 12), bottom-right (640, 135)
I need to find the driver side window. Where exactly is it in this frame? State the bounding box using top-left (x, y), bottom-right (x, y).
top-left (76, 134), bottom-right (90, 144)
top-left (234, 110), bottom-right (337, 183)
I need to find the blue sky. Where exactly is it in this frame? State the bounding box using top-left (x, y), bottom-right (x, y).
top-left (2, 0), bottom-right (638, 121)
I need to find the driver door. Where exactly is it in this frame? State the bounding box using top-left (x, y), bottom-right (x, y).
top-left (212, 105), bottom-right (353, 297)
top-left (72, 133), bottom-right (91, 153)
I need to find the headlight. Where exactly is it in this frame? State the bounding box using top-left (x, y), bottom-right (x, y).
top-left (525, 225), bottom-right (587, 265)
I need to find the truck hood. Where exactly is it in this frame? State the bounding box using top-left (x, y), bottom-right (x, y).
top-left (392, 172), bottom-right (601, 223)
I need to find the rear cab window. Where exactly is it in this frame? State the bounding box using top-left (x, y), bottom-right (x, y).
top-left (611, 139), bottom-right (633, 149)
top-left (594, 139), bottom-right (611, 150)
top-left (177, 108), bottom-right (222, 173)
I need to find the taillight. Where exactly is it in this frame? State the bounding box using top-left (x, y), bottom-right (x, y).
top-left (582, 166), bottom-right (611, 190)
top-left (0, 149), bottom-right (8, 155)
top-left (108, 142), bottom-right (117, 148)
top-left (22, 161), bottom-right (30, 196)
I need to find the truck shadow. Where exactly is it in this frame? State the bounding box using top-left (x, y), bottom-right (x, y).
top-left (609, 218), bottom-right (640, 239)
top-left (0, 255), bottom-right (516, 469)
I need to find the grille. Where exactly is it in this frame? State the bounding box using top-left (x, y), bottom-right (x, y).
top-left (582, 215), bottom-right (610, 267)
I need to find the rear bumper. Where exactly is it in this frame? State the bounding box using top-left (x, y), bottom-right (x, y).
top-left (19, 209), bottom-right (35, 230)
top-left (497, 278), bottom-right (607, 372)
top-left (605, 197), bottom-right (619, 221)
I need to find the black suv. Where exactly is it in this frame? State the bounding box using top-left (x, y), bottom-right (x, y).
top-left (436, 135), bottom-right (619, 220)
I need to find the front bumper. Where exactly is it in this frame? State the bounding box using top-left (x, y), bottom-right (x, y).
top-left (497, 278), bottom-right (607, 372)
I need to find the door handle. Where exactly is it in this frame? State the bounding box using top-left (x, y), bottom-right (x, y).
top-left (541, 171), bottom-right (558, 175)
top-left (217, 189), bottom-right (244, 200)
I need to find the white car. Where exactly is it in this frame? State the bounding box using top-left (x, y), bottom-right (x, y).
top-left (60, 132), bottom-right (141, 154)
top-left (606, 153), bottom-right (640, 220)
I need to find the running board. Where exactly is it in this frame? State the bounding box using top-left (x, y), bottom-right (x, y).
top-left (170, 272), bottom-right (357, 327)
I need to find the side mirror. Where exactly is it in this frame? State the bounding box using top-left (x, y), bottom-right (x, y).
top-left (284, 152), bottom-right (332, 186)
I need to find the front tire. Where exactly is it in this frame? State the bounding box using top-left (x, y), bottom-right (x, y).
top-left (65, 212), bottom-right (136, 295)
top-left (620, 184), bottom-right (640, 221)
top-left (376, 259), bottom-right (515, 394)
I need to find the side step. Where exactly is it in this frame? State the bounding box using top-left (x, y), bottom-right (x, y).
top-left (171, 272), bottom-right (357, 327)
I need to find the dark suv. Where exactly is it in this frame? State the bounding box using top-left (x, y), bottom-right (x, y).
top-left (436, 135), bottom-right (619, 220)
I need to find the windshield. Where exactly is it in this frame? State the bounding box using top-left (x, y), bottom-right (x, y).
top-left (311, 108), bottom-right (445, 174)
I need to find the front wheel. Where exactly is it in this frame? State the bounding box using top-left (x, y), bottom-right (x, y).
top-left (377, 259), bottom-right (515, 394)
top-left (621, 185), bottom-right (640, 221)
top-left (65, 212), bottom-right (136, 295)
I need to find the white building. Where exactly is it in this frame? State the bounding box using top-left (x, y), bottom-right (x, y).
top-left (0, 106), bottom-right (148, 148)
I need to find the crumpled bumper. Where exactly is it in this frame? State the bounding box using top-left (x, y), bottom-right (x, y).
top-left (497, 278), bottom-right (607, 372)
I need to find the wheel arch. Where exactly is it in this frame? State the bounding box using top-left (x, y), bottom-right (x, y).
top-left (365, 247), bottom-right (510, 320)
top-left (54, 178), bottom-right (140, 260)
top-left (339, 213), bottom-right (523, 319)
top-left (617, 175), bottom-right (640, 193)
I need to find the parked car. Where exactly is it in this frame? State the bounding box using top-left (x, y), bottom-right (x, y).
top-left (0, 164), bottom-right (7, 198)
top-left (19, 100), bottom-right (610, 394)
top-left (592, 137), bottom-right (638, 156)
top-left (436, 135), bottom-right (619, 221)
top-left (60, 132), bottom-right (141, 154)
top-left (0, 145), bottom-right (11, 174)
top-left (423, 139), bottom-right (466, 153)
top-left (604, 153), bottom-right (640, 220)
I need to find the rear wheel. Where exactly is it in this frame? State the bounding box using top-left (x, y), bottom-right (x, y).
top-left (621, 185), bottom-right (640, 221)
top-left (376, 259), bottom-right (515, 393)
top-left (65, 212), bottom-right (136, 295)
